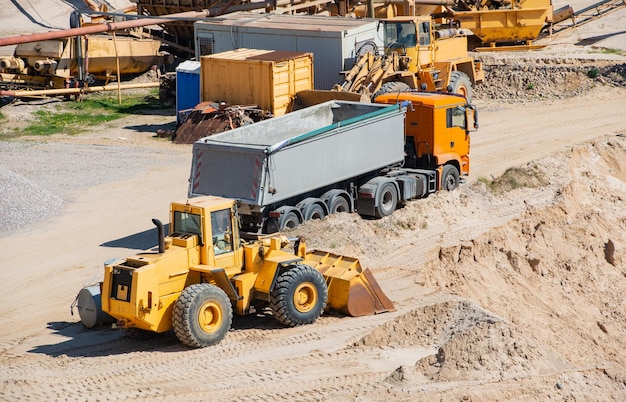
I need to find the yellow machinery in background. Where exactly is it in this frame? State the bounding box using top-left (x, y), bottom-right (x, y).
top-left (293, 15), bottom-right (483, 108)
top-left (76, 196), bottom-right (394, 348)
top-left (446, 0), bottom-right (555, 49)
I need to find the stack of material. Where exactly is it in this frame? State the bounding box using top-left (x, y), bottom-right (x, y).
top-left (173, 101), bottom-right (271, 144)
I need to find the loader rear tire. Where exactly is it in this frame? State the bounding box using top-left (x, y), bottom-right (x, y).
top-left (173, 284), bottom-right (233, 348)
top-left (372, 81), bottom-right (411, 101)
top-left (270, 264), bottom-right (328, 327)
top-left (448, 71), bottom-right (473, 102)
top-left (441, 164), bottom-right (460, 191)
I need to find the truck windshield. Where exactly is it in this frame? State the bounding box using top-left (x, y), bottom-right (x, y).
top-left (173, 211), bottom-right (202, 240)
top-left (384, 22), bottom-right (417, 49)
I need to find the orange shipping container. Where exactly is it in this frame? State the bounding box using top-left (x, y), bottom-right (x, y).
top-left (200, 49), bottom-right (313, 117)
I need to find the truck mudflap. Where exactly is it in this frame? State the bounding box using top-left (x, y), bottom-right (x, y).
top-left (304, 250), bottom-right (395, 316)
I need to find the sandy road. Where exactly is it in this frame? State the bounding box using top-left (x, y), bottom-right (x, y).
top-left (1, 85), bottom-right (625, 400)
top-left (470, 87), bottom-right (626, 181)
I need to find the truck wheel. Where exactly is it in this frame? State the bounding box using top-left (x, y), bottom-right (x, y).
top-left (264, 217), bottom-right (280, 234)
top-left (329, 196), bottom-right (350, 214)
top-left (280, 211), bottom-right (300, 230)
top-left (442, 165), bottom-right (460, 191)
top-left (448, 71), bottom-right (473, 102)
top-left (304, 203), bottom-right (325, 220)
top-left (269, 264), bottom-right (328, 327)
top-left (173, 284), bottom-right (233, 348)
top-left (372, 81), bottom-right (411, 101)
top-left (375, 182), bottom-right (398, 218)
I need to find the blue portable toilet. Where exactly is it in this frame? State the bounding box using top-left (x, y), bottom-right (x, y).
top-left (175, 60), bottom-right (201, 125)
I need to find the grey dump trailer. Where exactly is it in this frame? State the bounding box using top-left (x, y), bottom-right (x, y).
top-left (189, 100), bottom-right (437, 233)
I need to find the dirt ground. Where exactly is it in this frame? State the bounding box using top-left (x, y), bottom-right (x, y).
top-left (1, 1), bottom-right (626, 401)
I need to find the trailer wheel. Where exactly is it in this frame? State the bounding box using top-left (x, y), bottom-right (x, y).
top-left (264, 217), bottom-right (280, 234)
top-left (372, 81), bottom-right (411, 101)
top-left (173, 284), bottom-right (233, 348)
top-left (304, 203), bottom-right (325, 221)
top-left (280, 211), bottom-right (300, 230)
top-left (375, 182), bottom-right (398, 218)
top-left (442, 165), bottom-right (460, 191)
top-left (329, 196), bottom-right (350, 214)
top-left (270, 264), bottom-right (328, 327)
top-left (448, 71), bottom-right (473, 102)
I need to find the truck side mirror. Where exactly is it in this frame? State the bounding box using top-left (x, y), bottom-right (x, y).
top-left (466, 105), bottom-right (478, 132)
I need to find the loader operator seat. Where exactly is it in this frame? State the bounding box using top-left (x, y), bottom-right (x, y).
top-left (211, 209), bottom-right (233, 255)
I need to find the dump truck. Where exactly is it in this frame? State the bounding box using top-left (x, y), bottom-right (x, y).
top-left (292, 15), bottom-right (484, 109)
top-left (189, 94), bottom-right (478, 234)
top-left (75, 196), bottom-right (394, 348)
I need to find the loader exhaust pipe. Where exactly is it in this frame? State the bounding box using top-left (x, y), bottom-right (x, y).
top-left (152, 219), bottom-right (165, 254)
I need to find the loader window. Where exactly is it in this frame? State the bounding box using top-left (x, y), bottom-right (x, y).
top-left (173, 211), bottom-right (203, 240)
top-left (419, 22), bottom-right (431, 46)
top-left (447, 106), bottom-right (466, 129)
top-left (384, 22), bottom-right (416, 49)
top-left (211, 209), bottom-right (233, 255)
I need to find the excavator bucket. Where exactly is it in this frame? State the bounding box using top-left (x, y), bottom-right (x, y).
top-left (290, 90), bottom-right (370, 111)
top-left (304, 250), bottom-right (395, 316)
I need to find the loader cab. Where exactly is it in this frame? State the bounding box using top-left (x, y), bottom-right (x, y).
top-left (170, 196), bottom-right (242, 269)
top-left (381, 17), bottom-right (433, 72)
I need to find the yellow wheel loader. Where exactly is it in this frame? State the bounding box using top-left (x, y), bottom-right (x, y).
top-left (75, 196), bottom-right (394, 348)
top-left (292, 16), bottom-right (484, 110)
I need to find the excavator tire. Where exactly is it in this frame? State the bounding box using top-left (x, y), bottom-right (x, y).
top-left (441, 164), bottom-right (460, 191)
top-left (448, 71), bottom-right (473, 102)
top-left (173, 283), bottom-right (233, 348)
top-left (372, 81), bottom-right (411, 101)
top-left (270, 264), bottom-right (328, 327)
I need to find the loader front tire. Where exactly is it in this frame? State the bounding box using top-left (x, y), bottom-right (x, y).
top-left (448, 71), bottom-right (473, 102)
top-left (270, 264), bottom-right (328, 327)
top-left (173, 284), bottom-right (233, 348)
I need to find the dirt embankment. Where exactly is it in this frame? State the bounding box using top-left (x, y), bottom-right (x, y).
top-left (293, 135), bottom-right (626, 400)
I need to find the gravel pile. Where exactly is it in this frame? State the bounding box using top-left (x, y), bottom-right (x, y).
top-left (0, 165), bottom-right (63, 234)
top-left (474, 55), bottom-right (626, 102)
top-left (0, 140), bottom-right (182, 237)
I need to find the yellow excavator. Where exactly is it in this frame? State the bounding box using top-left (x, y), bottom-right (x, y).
top-left (293, 15), bottom-right (484, 110)
top-left (75, 195), bottom-right (394, 348)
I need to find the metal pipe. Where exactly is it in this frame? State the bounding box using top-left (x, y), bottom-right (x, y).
top-left (0, 81), bottom-right (160, 98)
top-left (0, 10), bottom-right (212, 47)
top-left (0, 1), bottom-right (343, 48)
top-left (371, 0), bottom-right (454, 4)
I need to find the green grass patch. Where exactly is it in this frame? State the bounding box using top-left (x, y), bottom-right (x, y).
top-left (24, 109), bottom-right (120, 135)
top-left (596, 48), bottom-right (624, 55)
top-left (20, 90), bottom-right (163, 136)
top-left (587, 48), bottom-right (625, 58)
top-left (477, 165), bottom-right (548, 194)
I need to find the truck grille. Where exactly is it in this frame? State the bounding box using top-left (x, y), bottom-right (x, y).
top-left (110, 267), bottom-right (133, 302)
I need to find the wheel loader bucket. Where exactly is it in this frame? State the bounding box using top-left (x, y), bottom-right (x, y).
top-left (290, 90), bottom-right (370, 111)
top-left (304, 250), bottom-right (395, 316)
